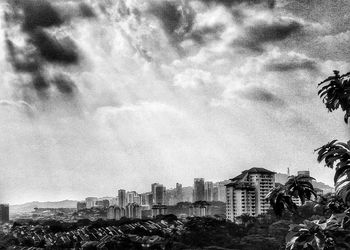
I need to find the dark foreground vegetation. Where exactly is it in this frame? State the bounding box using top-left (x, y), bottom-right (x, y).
top-left (0, 211), bottom-right (315, 250)
top-left (265, 71), bottom-right (350, 250)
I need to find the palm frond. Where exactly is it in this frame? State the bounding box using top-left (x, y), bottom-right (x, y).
top-left (316, 140), bottom-right (350, 203)
top-left (285, 175), bottom-right (316, 204)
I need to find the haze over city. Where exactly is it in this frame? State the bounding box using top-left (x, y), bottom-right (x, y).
top-left (0, 0), bottom-right (349, 205)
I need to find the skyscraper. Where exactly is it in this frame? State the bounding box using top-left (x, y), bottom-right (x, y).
top-left (175, 183), bottom-right (183, 203)
top-left (146, 193), bottom-right (153, 206)
top-left (204, 181), bottom-right (213, 201)
top-left (154, 184), bottom-right (166, 205)
top-left (151, 183), bottom-right (159, 204)
top-left (0, 204), bottom-right (9, 223)
top-left (193, 178), bottom-right (205, 202)
top-left (226, 167), bottom-right (275, 221)
top-left (217, 182), bottom-right (227, 202)
top-left (118, 189), bottom-right (127, 208)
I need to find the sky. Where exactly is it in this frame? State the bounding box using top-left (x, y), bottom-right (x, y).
top-left (0, 0), bottom-right (350, 204)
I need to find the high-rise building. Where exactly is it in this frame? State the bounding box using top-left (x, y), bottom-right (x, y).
top-left (154, 184), bottom-right (166, 205)
top-left (134, 194), bottom-right (141, 205)
top-left (193, 178), bottom-right (205, 202)
top-left (85, 197), bottom-right (98, 209)
top-left (165, 189), bottom-right (177, 205)
top-left (204, 181), bottom-right (213, 201)
top-left (151, 183), bottom-right (159, 204)
top-left (213, 185), bottom-right (219, 201)
top-left (175, 183), bottom-right (183, 202)
top-left (226, 168), bottom-right (275, 222)
top-left (217, 182), bottom-right (227, 202)
top-left (118, 189), bottom-right (127, 208)
top-left (0, 204), bottom-right (9, 223)
top-left (182, 186), bottom-right (193, 202)
top-left (146, 193), bottom-right (153, 206)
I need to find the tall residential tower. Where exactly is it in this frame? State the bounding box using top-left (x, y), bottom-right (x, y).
top-left (193, 178), bottom-right (205, 202)
top-left (226, 168), bottom-right (275, 222)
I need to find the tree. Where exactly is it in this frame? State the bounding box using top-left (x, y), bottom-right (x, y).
top-left (266, 175), bottom-right (316, 217)
top-left (316, 140), bottom-right (350, 204)
top-left (318, 70), bottom-right (350, 123)
top-left (266, 71), bottom-right (350, 250)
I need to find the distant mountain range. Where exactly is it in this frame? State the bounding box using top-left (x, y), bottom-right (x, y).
top-left (275, 173), bottom-right (334, 194)
top-left (10, 200), bottom-right (78, 213)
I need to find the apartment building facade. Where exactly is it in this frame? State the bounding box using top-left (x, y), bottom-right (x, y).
top-left (226, 168), bottom-right (275, 222)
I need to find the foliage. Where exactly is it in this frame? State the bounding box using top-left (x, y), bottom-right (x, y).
top-left (285, 175), bottom-right (317, 204)
top-left (266, 175), bottom-right (316, 217)
top-left (315, 140), bottom-right (350, 204)
top-left (179, 217), bottom-right (282, 249)
top-left (318, 70), bottom-right (350, 123)
top-left (180, 217), bottom-right (244, 248)
top-left (267, 71), bottom-right (350, 250)
top-left (285, 209), bottom-right (350, 250)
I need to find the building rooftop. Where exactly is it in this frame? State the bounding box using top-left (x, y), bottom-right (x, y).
top-left (229, 168), bottom-right (276, 181)
top-left (244, 167), bottom-right (276, 174)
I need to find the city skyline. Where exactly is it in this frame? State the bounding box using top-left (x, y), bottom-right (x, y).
top-left (1, 0), bottom-right (347, 205)
top-left (7, 168), bottom-right (332, 206)
top-left (9, 176), bottom-right (226, 205)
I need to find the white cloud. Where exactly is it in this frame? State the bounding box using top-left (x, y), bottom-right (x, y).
top-left (1, 0), bottom-right (348, 203)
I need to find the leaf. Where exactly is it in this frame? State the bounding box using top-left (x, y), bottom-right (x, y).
top-left (334, 164), bottom-right (350, 184)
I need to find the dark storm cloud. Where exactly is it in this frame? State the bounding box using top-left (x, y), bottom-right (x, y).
top-left (5, 38), bottom-right (40, 73)
top-left (32, 72), bottom-right (50, 93)
top-left (149, 2), bottom-right (183, 34)
top-left (234, 20), bottom-right (303, 52)
top-left (53, 74), bottom-right (76, 95)
top-left (149, 1), bottom-right (194, 40)
top-left (265, 58), bottom-right (317, 72)
top-left (5, 0), bottom-right (81, 102)
top-left (199, 0), bottom-right (275, 8)
top-left (13, 0), bottom-right (64, 31)
top-left (190, 25), bottom-right (225, 44)
top-left (30, 29), bottom-right (79, 65)
top-left (250, 21), bottom-right (302, 42)
top-left (79, 3), bottom-right (96, 18)
top-left (240, 87), bottom-right (286, 107)
top-left (31, 73), bottom-right (77, 97)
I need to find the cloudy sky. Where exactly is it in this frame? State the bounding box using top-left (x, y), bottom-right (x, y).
top-left (0, 0), bottom-right (349, 204)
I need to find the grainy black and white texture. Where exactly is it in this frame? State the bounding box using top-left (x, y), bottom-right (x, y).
top-left (0, 0), bottom-right (348, 204)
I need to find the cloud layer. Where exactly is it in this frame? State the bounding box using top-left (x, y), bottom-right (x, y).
top-left (0, 0), bottom-right (348, 204)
